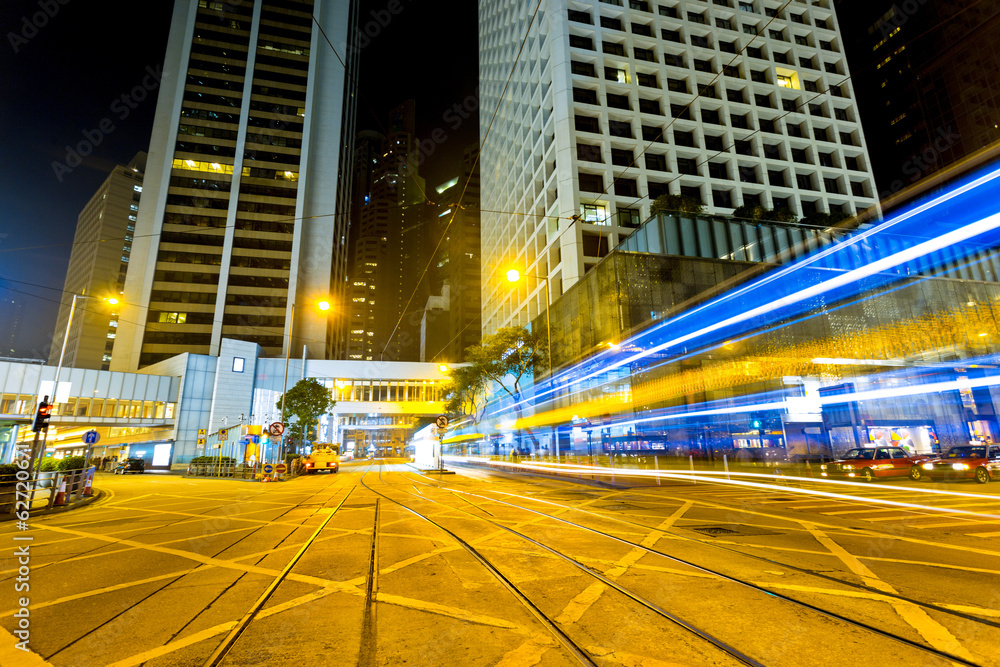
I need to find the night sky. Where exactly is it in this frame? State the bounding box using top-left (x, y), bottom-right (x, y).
top-left (0, 0), bottom-right (478, 358)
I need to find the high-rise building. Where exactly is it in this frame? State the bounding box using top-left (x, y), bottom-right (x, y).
top-left (419, 145), bottom-right (482, 363)
top-left (479, 0), bottom-right (878, 332)
top-left (345, 101), bottom-right (426, 361)
top-left (50, 153), bottom-right (146, 371)
top-left (836, 0), bottom-right (1000, 199)
top-left (114, 0), bottom-right (358, 370)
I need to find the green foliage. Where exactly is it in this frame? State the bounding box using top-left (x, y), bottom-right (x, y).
top-left (444, 364), bottom-right (489, 420)
top-left (464, 326), bottom-right (544, 400)
top-left (276, 378), bottom-right (336, 449)
top-left (190, 456), bottom-right (235, 464)
top-left (650, 194), bottom-right (705, 216)
top-left (732, 205), bottom-right (799, 223)
top-left (40, 459), bottom-right (58, 472)
top-left (57, 456), bottom-right (87, 471)
top-left (0, 463), bottom-right (18, 480)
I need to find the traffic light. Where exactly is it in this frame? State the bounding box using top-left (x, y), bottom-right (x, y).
top-left (32, 398), bottom-right (52, 432)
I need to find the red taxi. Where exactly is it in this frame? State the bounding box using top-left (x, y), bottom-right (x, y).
top-left (819, 447), bottom-right (931, 482)
top-left (919, 445), bottom-right (1000, 484)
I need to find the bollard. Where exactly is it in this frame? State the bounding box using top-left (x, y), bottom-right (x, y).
top-left (689, 455), bottom-right (696, 485)
top-left (724, 454), bottom-right (730, 481)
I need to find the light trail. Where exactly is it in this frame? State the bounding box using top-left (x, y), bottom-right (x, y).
top-left (443, 457), bottom-right (1000, 520)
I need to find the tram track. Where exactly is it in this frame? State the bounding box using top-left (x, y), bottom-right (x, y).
top-left (366, 465), bottom-right (762, 667)
top-left (35, 478), bottom-right (351, 663)
top-left (393, 468), bottom-right (985, 667)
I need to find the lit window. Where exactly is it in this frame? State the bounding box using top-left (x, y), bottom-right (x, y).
top-left (581, 203), bottom-right (608, 224)
top-left (107, 333), bottom-right (116, 339)
top-left (233, 357), bottom-right (245, 373)
top-left (158, 312), bottom-right (187, 324)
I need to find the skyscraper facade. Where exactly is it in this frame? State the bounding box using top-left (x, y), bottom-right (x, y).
top-left (836, 0), bottom-right (1000, 199)
top-left (114, 0), bottom-right (358, 370)
top-left (479, 0), bottom-right (878, 332)
top-left (345, 101), bottom-right (426, 361)
top-left (51, 153), bottom-right (146, 371)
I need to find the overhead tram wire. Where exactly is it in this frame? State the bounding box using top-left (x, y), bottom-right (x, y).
top-left (5, 0), bottom-right (989, 260)
top-left (379, 0), bottom-right (545, 361)
top-left (598, 0), bottom-right (996, 226)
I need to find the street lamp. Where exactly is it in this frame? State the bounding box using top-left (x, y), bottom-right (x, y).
top-left (505, 268), bottom-right (557, 461)
top-left (279, 299), bottom-right (332, 462)
top-left (53, 294), bottom-right (119, 402)
top-left (504, 268), bottom-right (552, 376)
top-left (45, 294), bottom-right (118, 464)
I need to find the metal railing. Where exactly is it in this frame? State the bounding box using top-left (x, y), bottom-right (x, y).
top-left (1, 466), bottom-right (96, 515)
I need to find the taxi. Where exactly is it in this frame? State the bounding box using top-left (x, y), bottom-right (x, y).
top-left (919, 444), bottom-right (1000, 484)
top-left (819, 447), bottom-right (931, 482)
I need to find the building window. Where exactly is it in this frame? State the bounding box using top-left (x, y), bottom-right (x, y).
top-left (571, 60), bottom-right (597, 77)
top-left (579, 173), bottom-right (604, 192)
top-left (676, 157), bottom-right (699, 175)
top-left (607, 93), bottom-right (631, 109)
top-left (713, 189), bottom-right (733, 207)
top-left (610, 120), bottom-right (633, 137)
top-left (667, 78), bottom-right (688, 93)
top-left (639, 98), bottom-right (661, 114)
top-left (233, 357), bottom-right (245, 373)
top-left (739, 2), bottom-right (754, 12)
top-left (690, 34), bottom-right (710, 48)
top-left (631, 22), bottom-right (653, 36)
top-left (605, 66), bottom-right (629, 83)
top-left (568, 9), bottom-right (592, 23)
top-left (750, 70), bottom-right (767, 83)
top-left (796, 173), bottom-right (816, 190)
top-left (570, 34), bottom-right (595, 50)
top-left (615, 178), bottom-right (639, 197)
top-left (708, 162), bottom-right (729, 179)
top-left (642, 125), bottom-right (665, 141)
top-left (158, 312), bottom-right (188, 324)
top-left (577, 143), bottom-right (604, 163)
top-left (704, 134), bottom-right (724, 151)
top-left (645, 153), bottom-right (668, 171)
top-left (688, 12), bottom-right (706, 24)
top-left (573, 88), bottom-right (599, 104)
top-left (603, 41), bottom-right (626, 56)
top-left (575, 115), bottom-right (600, 133)
top-left (716, 18), bottom-right (732, 30)
top-left (674, 130), bottom-right (696, 147)
top-left (617, 208), bottom-right (641, 227)
top-left (701, 108), bottom-right (721, 125)
top-left (768, 169), bottom-right (786, 186)
top-left (601, 16), bottom-right (624, 30)
top-left (634, 47), bottom-right (656, 62)
top-left (694, 58), bottom-right (714, 73)
top-left (658, 5), bottom-right (678, 18)
top-left (636, 72), bottom-right (659, 88)
top-left (769, 29), bottom-right (785, 41)
top-left (611, 148), bottom-right (633, 166)
top-left (738, 166), bottom-right (758, 183)
top-left (662, 28), bottom-right (682, 42)
top-left (582, 203), bottom-right (608, 223)
top-left (727, 88), bottom-right (746, 103)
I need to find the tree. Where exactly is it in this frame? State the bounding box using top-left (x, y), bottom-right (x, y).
top-left (276, 378), bottom-right (335, 452)
top-left (650, 193), bottom-right (705, 216)
top-left (461, 326), bottom-right (545, 454)
top-left (444, 364), bottom-right (489, 421)
top-left (732, 205), bottom-right (798, 223)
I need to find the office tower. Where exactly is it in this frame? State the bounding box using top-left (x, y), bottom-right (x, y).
top-left (345, 101), bottom-right (426, 361)
top-left (420, 145), bottom-right (482, 362)
top-left (479, 0), bottom-right (878, 332)
top-left (836, 0), bottom-right (1000, 198)
top-left (51, 153), bottom-right (146, 371)
top-left (114, 0), bottom-right (358, 370)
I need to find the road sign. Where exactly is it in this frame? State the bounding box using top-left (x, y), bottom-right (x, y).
top-left (198, 428), bottom-right (206, 436)
top-left (435, 415), bottom-right (448, 429)
top-left (83, 430), bottom-right (100, 445)
top-left (263, 464), bottom-right (274, 475)
top-left (275, 463), bottom-right (287, 474)
top-left (197, 438), bottom-right (206, 446)
top-left (220, 428), bottom-right (228, 441)
top-left (269, 422), bottom-right (285, 436)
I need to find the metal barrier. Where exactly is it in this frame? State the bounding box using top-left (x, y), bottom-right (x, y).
top-left (1, 466), bottom-right (96, 515)
top-left (186, 462), bottom-right (260, 479)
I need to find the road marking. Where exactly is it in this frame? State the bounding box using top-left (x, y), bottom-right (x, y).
top-left (0, 625), bottom-right (56, 667)
top-left (970, 530), bottom-right (1000, 538)
top-left (492, 637), bottom-right (555, 667)
top-left (555, 502), bottom-right (692, 626)
top-left (803, 523), bottom-right (975, 662)
top-left (587, 644), bottom-right (689, 666)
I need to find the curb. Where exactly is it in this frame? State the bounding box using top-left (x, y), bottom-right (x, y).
top-left (405, 463), bottom-right (456, 475)
top-left (1, 488), bottom-right (105, 522)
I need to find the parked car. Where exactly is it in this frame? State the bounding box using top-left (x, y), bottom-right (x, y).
top-left (919, 445), bottom-right (1000, 484)
top-left (819, 447), bottom-right (931, 482)
top-left (114, 458), bottom-right (145, 475)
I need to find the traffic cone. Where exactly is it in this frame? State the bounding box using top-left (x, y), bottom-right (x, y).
top-left (53, 480), bottom-right (67, 507)
top-left (82, 468), bottom-right (94, 497)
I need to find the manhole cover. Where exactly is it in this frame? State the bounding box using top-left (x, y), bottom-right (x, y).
top-left (598, 503), bottom-right (645, 511)
top-left (692, 526), bottom-right (740, 535)
top-left (686, 524), bottom-right (781, 537)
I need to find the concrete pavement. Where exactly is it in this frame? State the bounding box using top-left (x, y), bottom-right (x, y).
top-left (0, 460), bottom-right (996, 666)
